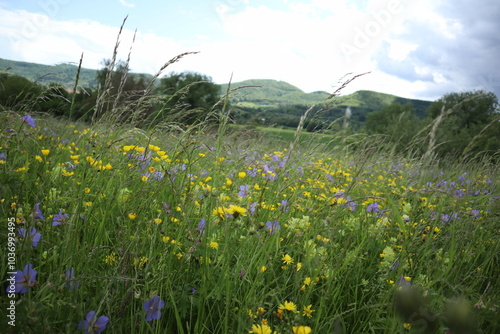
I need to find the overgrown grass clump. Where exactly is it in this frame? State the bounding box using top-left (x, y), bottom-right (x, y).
top-left (1, 110), bottom-right (498, 334)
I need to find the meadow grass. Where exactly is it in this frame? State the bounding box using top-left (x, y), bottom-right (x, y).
top-left (1, 108), bottom-right (499, 334)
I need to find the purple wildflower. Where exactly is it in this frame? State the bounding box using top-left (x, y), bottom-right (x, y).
top-left (152, 171), bottom-right (164, 181)
top-left (0, 152), bottom-right (6, 161)
top-left (440, 214), bottom-right (450, 223)
top-left (78, 311), bottom-right (109, 334)
top-left (143, 295), bottom-right (165, 321)
top-left (238, 185), bottom-right (250, 198)
top-left (265, 220), bottom-right (281, 234)
top-left (367, 202), bottom-right (380, 213)
top-left (390, 259), bottom-right (400, 272)
top-left (17, 227), bottom-right (42, 247)
top-left (65, 268), bottom-right (80, 290)
top-left (53, 210), bottom-right (69, 226)
top-left (197, 218), bottom-right (206, 234)
top-left (6, 264), bottom-right (38, 294)
top-left (471, 209), bottom-right (480, 218)
top-left (22, 115), bottom-right (36, 127)
top-left (35, 203), bottom-right (44, 220)
top-left (249, 202), bottom-right (258, 215)
top-left (280, 199), bottom-right (289, 212)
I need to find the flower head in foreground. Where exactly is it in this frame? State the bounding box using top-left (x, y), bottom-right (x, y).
top-left (78, 311), bottom-right (109, 334)
top-left (228, 204), bottom-right (247, 218)
top-left (6, 264), bottom-right (38, 294)
top-left (249, 323), bottom-right (273, 334)
top-left (22, 114), bottom-right (36, 127)
top-left (144, 295), bottom-right (165, 321)
top-left (18, 227), bottom-right (42, 247)
top-left (293, 326), bottom-right (312, 334)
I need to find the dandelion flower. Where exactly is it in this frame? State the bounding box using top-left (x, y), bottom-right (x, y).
top-left (282, 254), bottom-right (294, 265)
top-left (249, 324), bottom-right (272, 334)
top-left (292, 326), bottom-right (312, 334)
top-left (278, 300), bottom-right (298, 313)
top-left (303, 304), bottom-right (315, 318)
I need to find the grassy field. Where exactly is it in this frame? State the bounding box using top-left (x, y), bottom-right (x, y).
top-left (1, 111), bottom-right (499, 334)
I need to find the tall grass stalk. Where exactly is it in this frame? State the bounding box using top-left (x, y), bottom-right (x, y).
top-left (68, 52), bottom-right (83, 120)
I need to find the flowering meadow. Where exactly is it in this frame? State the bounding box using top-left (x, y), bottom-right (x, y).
top-left (1, 111), bottom-right (499, 333)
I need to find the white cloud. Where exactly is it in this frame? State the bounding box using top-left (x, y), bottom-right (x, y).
top-left (119, 0), bottom-right (135, 8)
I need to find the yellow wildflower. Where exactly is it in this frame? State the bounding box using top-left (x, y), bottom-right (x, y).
top-left (282, 254), bottom-right (294, 265)
top-left (293, 326), bottom-right (312, 334)
top-left (249, 324), bottom-right (272, 334)
top-left (41, 149), bottom-right (50, 156)
top-left (278, 301), bottom-right (298, 313)
top-left (302, 305), bottom-right (314, 318)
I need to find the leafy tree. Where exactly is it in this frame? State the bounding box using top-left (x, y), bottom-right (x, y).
top-left (93, 59), bottom-right (149, 123)
top-left (155, 71), bottom-right (220, 125)
top-left (0, 73), bottom-right (43, 111)
top-left (365, 103), bottom-right (422, 153)
top-left (425, 90), bottom-right (499, 158)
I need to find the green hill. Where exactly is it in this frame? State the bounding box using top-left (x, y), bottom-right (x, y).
top-left (220, 79), bottom-right (330, 107)
top-left (0, 57), bottom-right (99, 88)
top-left (0, 57), bottom-right (153, 89)
top-left (326, 90), bottom-right (432, 118)
top-left (224, 79), bottom-right (432, 129)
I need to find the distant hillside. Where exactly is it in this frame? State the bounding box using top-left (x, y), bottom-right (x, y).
top-left (220, 79), bottom-right (330, 107)
top-left (0, 58), bottom-right (99, 88)
top-left (224, 79), bottom-right (432, 129)
top-left (0, 57), bottom-right (153, 89)
top-left (326, 90), bottom-right (432, 119)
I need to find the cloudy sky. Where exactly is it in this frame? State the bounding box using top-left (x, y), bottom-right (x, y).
top-left (0, 0), bottom-right (498, 101)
